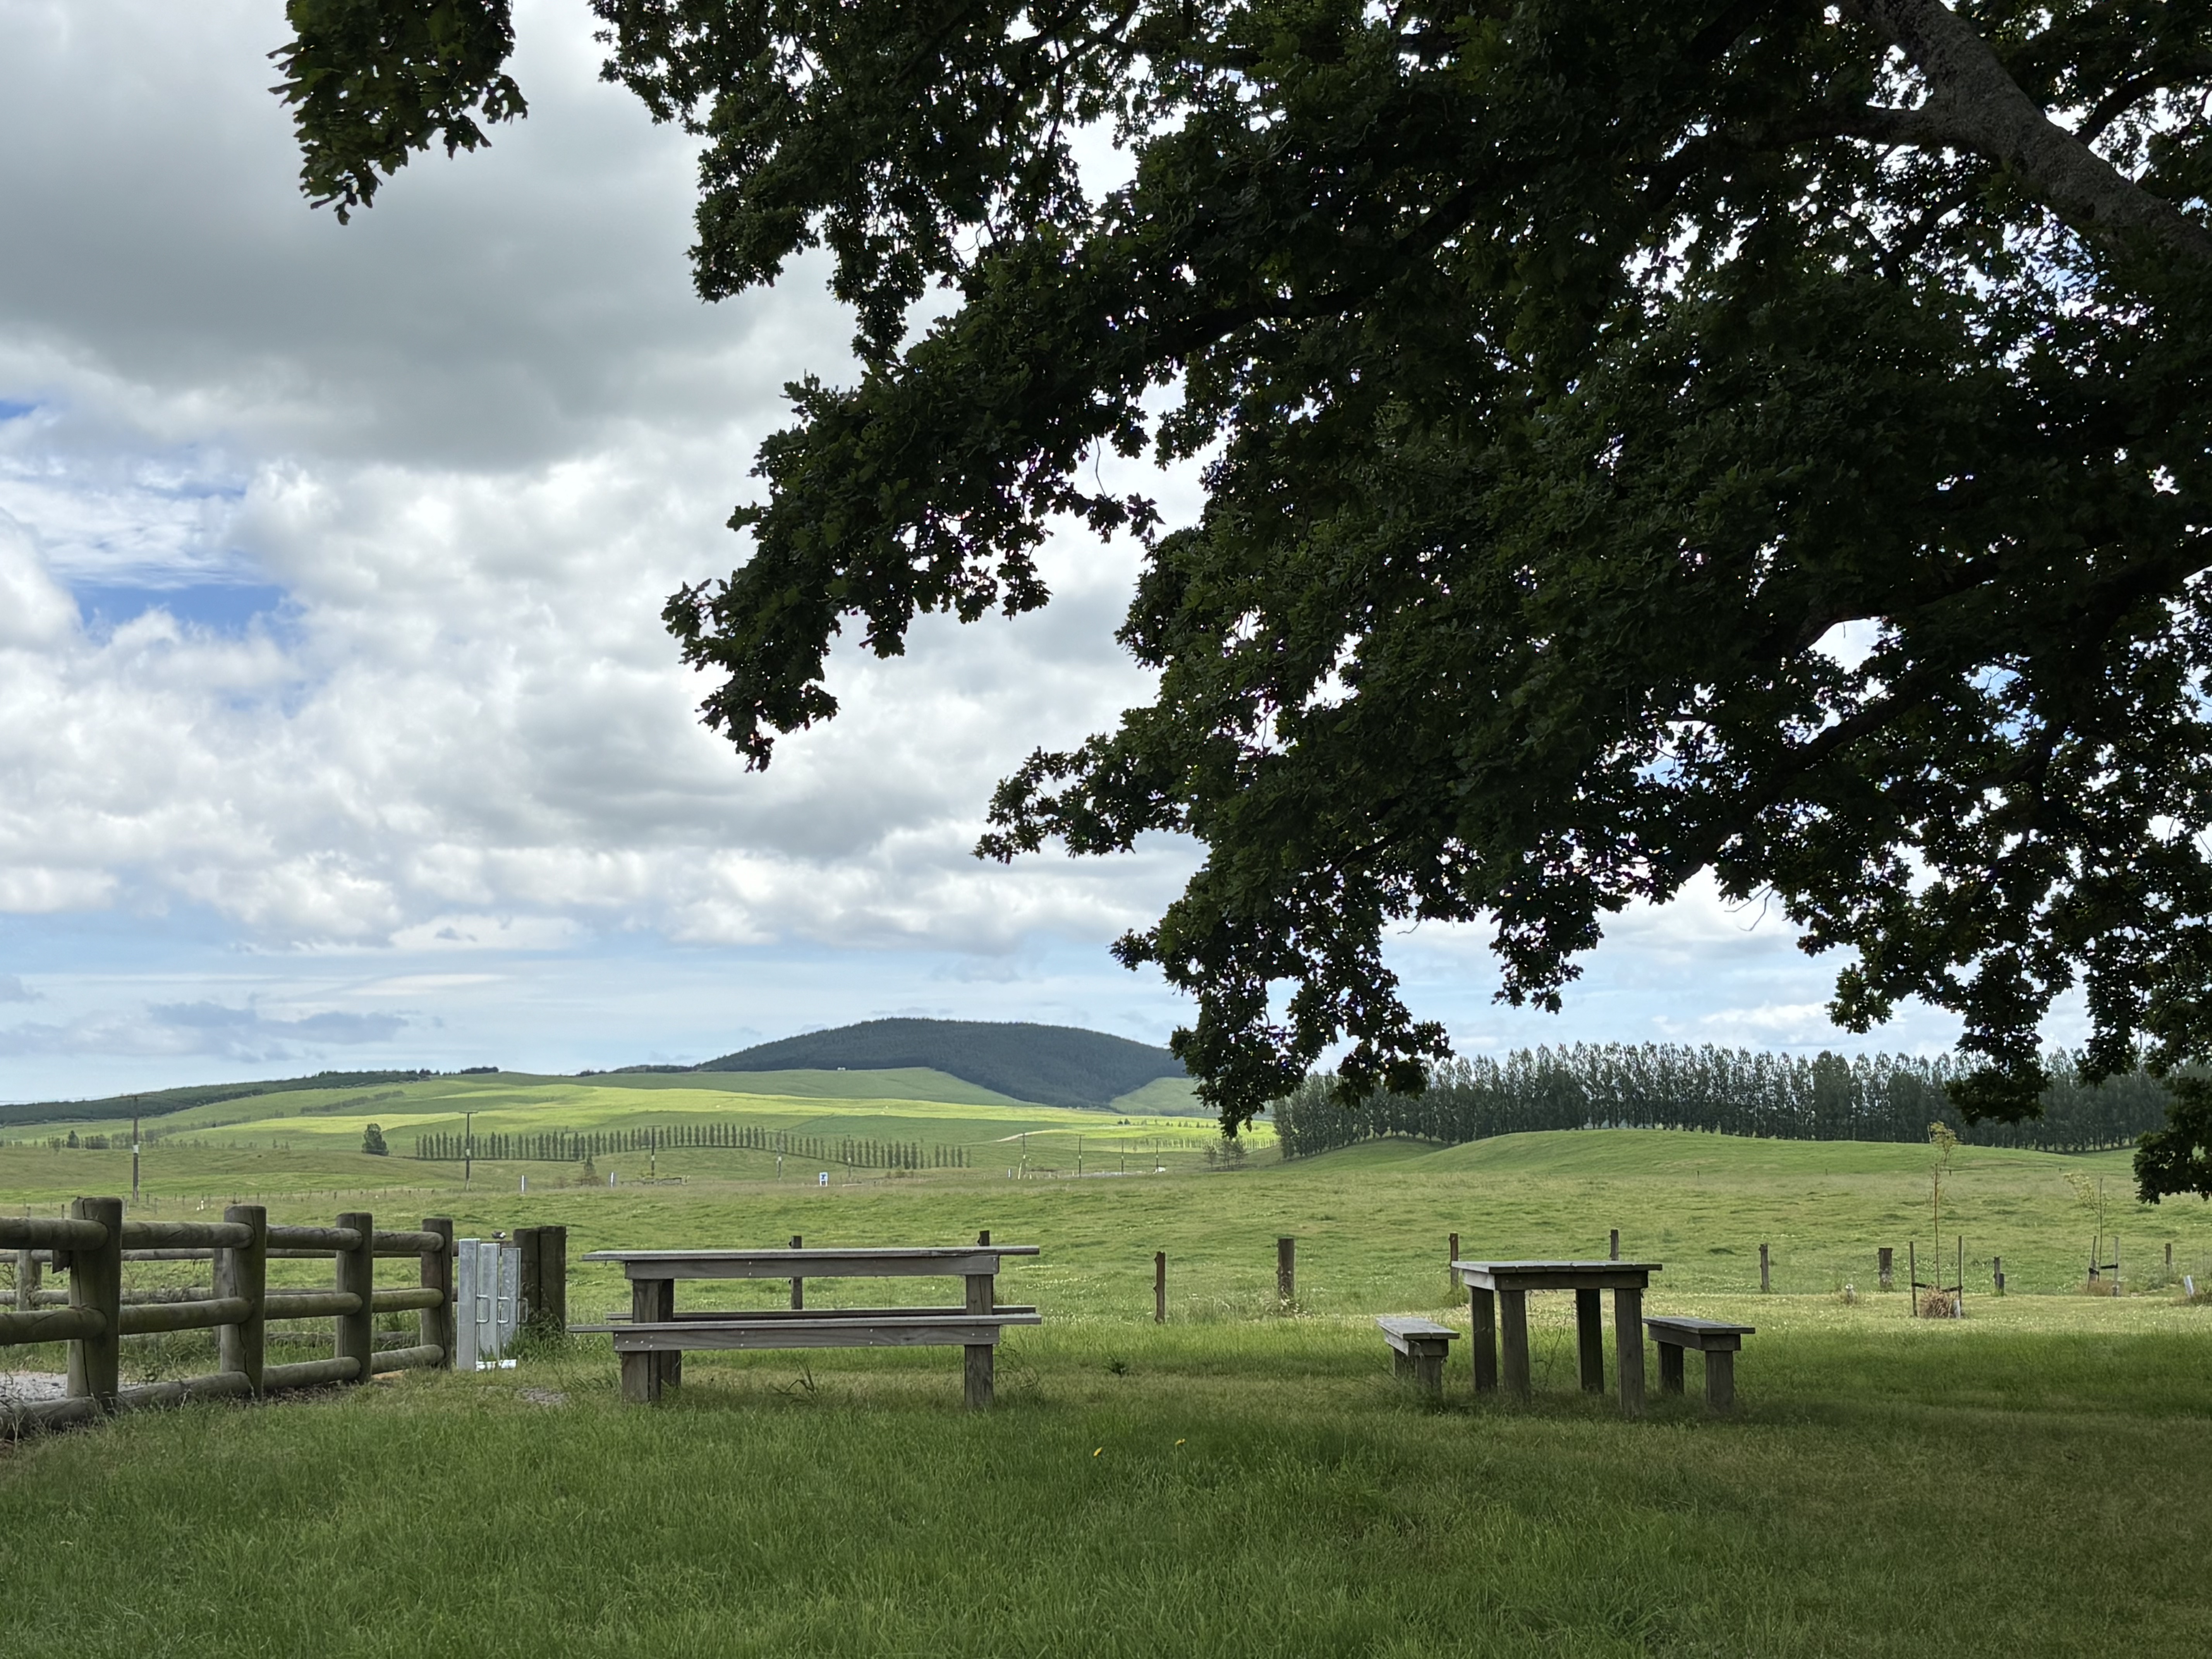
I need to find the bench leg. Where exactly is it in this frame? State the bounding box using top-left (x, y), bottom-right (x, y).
top-left (1575, 1288), bottom-right (1605, 1393)
top-left (628, 1276), bottom-right (676, 1402)
top-left (1613, 1286), bottom-right (1644, 1419)
top-left (1499, 1290), bottom-right (1530, 1401)
top-left (1658, 1341), bottom-right (1685, 1395)
top-left (1391, 1348), bottom-right (1413, 1381)
top-left (1469, 1287), bottom-right (1498, 1393)
top-left (1704, 1349), bottom-right (1735, 1415)
top-left (1413, 1345), bottom-right (1444, 1400)
top-left (964, 1344), bottom-right (994, 1410)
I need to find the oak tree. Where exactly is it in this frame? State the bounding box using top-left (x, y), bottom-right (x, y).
top-left (275, 0), bottom-right (2212, 1197)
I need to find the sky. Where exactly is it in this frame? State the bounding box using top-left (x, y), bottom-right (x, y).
top-left (0, 1), bottom-right (1989, 1104)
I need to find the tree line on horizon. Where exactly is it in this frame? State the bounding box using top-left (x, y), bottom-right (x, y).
top-left (409, 1121), bottom-right (968, 1171)
top-left (1271, 1045), bottom-right (2176, 1160)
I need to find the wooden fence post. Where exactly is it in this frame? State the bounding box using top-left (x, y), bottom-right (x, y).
top-left (1759, 1242), bottom-right (1771, 1293)
top-left (1277, 1237), bottom-right (1296, 1305)
top-left (335, 1210), bottom-right (373, 1384)
top-left (1154, 1250), bottom-right (1166, 1324)
top-left (216, 1204), bottom-right (266, 1395)
top-left (1992, 1255), bottom-right (2005, 1297)
top-left (517, 1226), bottom-right (541, 1329)
top-left (421, 1217), bottom-right (454, 1368)
top-left (1448, 1232), bottom-right (1459, 1267)
top-left (539, 1225), bottom-right (565, 1334)
top-left (1908, 1241), bottom-right (1917, 1316)
top-left (1609, 1228), bottom-right (1620, 1261)
top-left (68, 1196), bottom-right (122, 1410)
top-left (790, 1235), bottom-right (804, 1310)
top-left (14, 1247), bottom-right (37, 1312)
top-left (1878, 1246), bottom-right (1893, 1290)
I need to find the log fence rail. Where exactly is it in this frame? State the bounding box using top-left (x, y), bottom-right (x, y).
top-left (3, 1196), bottom-right (454, 1435)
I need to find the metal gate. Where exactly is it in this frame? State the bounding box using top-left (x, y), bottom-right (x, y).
top-left (454, 1238), bottom-right (520, 1369)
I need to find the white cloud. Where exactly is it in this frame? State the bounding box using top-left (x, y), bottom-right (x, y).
top-left (0, 0), bottom-right (1192, 981)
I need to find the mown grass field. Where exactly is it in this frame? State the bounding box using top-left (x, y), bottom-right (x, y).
top-left (4, 1091), bottom-right (2211, 1656)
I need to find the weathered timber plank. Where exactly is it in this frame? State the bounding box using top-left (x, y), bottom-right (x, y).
top-left (262, 1356), bottom-right (362, 1389)
top-left (263, 1290), bottom-right (364, 1319)
top-left (70, 1197), bottom-right (123, 1409)
top-left (1575, 1288), bottom-right (1606, 1394)
top-left (0, 1217), bottom-right (107, 1252)
top-left (371, 1230), bottom-right (446, 1256)
top-left (0, 1305), bottom-right (105, 1345)
top-left (115, 1371), bottom-right (253, 1412)
top-left (118, 1297), bottom-right (251, 1336)
top-left (216, 1204), bottom-right (266, 1395)
top-left (334, 1211), bottom-right (374, 1386)
top-left (421, 1218), bottom-right (455, 1372)
top-left (370, 1286), bottom-right (445, 1314)
top-left (608, 1318), bottom-right (1035, 1352)
top-left (1614, 1285), bottom-right (1646, 1419)
top-left (266, 1225), bottom-right (363, 1252)
top-left (119, 1221), bottom-right (251, 1250)
top-left (659, 1309), bottom-right (1039, 1336)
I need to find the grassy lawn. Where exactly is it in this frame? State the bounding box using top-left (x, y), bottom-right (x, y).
top-left (4, 1122), bottom-right (2210, 1655)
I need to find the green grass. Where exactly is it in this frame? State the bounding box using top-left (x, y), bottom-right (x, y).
top-left (5, 1121), bottom-right (2212, 1655)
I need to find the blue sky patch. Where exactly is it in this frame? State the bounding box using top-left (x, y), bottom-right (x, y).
top-left (72, 580), bottom-right (292, 635)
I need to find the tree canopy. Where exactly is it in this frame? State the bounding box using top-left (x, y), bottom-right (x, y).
top-left (275, 0), bottom-right (2212, 1198)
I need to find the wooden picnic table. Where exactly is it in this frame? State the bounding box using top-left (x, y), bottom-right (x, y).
top-left (1451, 1259), bottom-right (1662, 1416)
top-left (574, 1242), bottom-right (1041, 1409)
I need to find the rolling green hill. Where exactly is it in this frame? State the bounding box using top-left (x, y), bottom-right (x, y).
top-left (694, 1018), bottom-right (1183, 1110)
top-left (0, 1069), bottom-right (436, 1129)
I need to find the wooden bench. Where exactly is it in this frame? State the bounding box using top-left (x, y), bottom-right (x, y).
top-left (1644, 1316), bottom-right (1753, 1413)
top-left (1377, 1317), bottom-right (1458, 1398)
top-left (572, 1240), bottom-right (1041, 1409)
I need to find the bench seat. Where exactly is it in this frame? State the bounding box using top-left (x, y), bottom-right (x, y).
top-left (1377, 1316), bottom-right (1459, 1397)
top-left (1644, 1317), bottom-right (1755, 1412)
top-left (575, 1311), bottom-right (1041, 1353)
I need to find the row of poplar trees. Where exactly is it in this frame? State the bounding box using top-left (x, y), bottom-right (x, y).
top-left (1271, 1046), bottom-right (2174, 1159)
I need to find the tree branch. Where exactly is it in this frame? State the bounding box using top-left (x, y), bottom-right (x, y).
top-left (1841, 0), bottom-right (2212, 270)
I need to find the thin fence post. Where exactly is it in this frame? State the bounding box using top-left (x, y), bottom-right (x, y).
top-left (68, 1196), bottom-right (122, 1411)
top-left (1909, 1241), bottom-right (1917, 1316)
top-left (1759, 1242), bottom-right (1771, 1294)
top-left (335, 1210), bottom-right (373, 1384)
top-left (1609, 1228), bottom-right (1620, 1261)
top-left (1448, 1232), bottom-right (1459, 1268)
top-left (422, 1217), bottom-right (454, 1368)
top-left (216, 1204), bottom-right (266, 1395)
top-left (1154, 1250), bottom-right (1166, 1324)
top-left (1277, 1237), bottom-right (1296, 1305)
top-left (790, 1235), bottom-right (804, 1310)
top-left (1992, 1254), bottom-right (2004, 1296)
top-left (14, 1247), bottom-right (36, 1313)
top-left (1878, 1246), bottom-right (1893, 1290)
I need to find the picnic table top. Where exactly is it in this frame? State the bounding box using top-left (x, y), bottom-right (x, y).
top-left (1451, 1259), bottom-right (1662, 1290)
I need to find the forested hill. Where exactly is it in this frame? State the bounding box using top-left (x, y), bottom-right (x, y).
top-left (691, 1019), bottom-right (1183, 1111)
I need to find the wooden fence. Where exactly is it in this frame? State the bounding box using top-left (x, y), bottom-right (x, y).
top-left (2, 1196), bottom-right (454, 1434)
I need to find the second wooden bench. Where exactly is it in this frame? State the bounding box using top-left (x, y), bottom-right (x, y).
top-left (573, 1238), bottom-right (1040, 1409)
top-left (1644, 1316), bottom-right (1754, 1413)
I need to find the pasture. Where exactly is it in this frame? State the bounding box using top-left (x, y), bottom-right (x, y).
top-left (3, 1086), bottom-right (2210, 1656)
